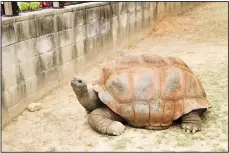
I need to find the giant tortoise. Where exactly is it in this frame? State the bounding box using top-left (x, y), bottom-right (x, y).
top-left (71, 54), bottom-right (209, 136)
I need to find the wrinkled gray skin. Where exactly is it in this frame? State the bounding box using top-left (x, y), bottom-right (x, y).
top-left (71, 76), bottom-right (202, 136)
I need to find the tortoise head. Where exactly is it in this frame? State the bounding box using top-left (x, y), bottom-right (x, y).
top-left (71, 76), bottom-right (88, 97)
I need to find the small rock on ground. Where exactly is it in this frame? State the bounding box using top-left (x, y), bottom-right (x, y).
top-left (27, 103), bottom-right (42, 112)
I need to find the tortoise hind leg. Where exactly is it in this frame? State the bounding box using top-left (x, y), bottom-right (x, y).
top-left (181, 110), bottom-right (202, 133)
top-left (88, 107), bottom-right (126, 136)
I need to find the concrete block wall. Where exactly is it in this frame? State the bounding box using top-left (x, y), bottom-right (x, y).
top-left (1, 2), bottom-right (202, 126)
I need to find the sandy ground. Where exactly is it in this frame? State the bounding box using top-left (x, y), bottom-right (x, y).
top-left (2, 2), bottom-right (228, 152)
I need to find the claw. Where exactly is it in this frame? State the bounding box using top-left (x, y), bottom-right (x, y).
top-left (186, 129), bottom-right (191, 133)
top-left (192, 128), bottom-right (197, 133)
top-left (181, 123), bottom-right (201, 134)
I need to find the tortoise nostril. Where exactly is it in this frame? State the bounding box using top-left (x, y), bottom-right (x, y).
top-left (78, 80), bottom-right (82, 83)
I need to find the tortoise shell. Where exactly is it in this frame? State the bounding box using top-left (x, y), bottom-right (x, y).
top-left (93, 54), bottom-right (209, 128)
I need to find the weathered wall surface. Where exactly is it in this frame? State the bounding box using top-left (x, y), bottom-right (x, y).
top-left (1, 2), bottom-right (202, 126)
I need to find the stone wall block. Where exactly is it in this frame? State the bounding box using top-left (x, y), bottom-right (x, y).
top-left (127, 2), bottom-right (136, 13)
top-left (2, 68), bottom-right (18, 92)
top-left (165, 2), bottom-right (172, 14)
top-left (17, 38), bottom-right (38, 62)
top-left (15, 19), bottom-right (36, 42)
top-left (101, 31), bottom-right (112, 51)
top-left (46, 66), bottom-right (60, 86)
top-left (2, 44), bottom-right (18, 71)
top-left (143, 9), bottom-right (150, 28)
top-left (38, 50), bottom-right (60, 71)
top-left (36, 33), bottom-right (57, 54)
top-left (19, 56), bottom-right (38, 80)
top-left (116, 27), bottom-right (126, 49)
top-left (73, 9), bottom-right (86, 27)
top-left (145, 2), bottom-right (151, 9)
top-left (174, 2), bottom-right (182, 13)
top-left (135, 10), bottom-right (142, 22)
top-left (74, 25), bottom-right (86, 42)
top-left (86, 21), bottom-right (100, 38)
top-left (100, 18), bottom-right (111, 34)
top-left (101, 4), bottom-right (112, 20)
top-left (119, 2), bottom-right (127, 14)
top-left (2, 81), bottom-right (27, 109)
top-left (2, 23), bottom-right (16, 47)
top-left (110, 3), bottom-right (119, 16)
top-left (120, 13), bottom-right (128, 27)
top-left (75, 40), bottom-right (86, 57)
top-left (93, 35), bottom-right (102, 53)
top-left (128, 12), bottom-right (136, 24)
top-left (59, 44), bottom-right (76, 64)
top-left (54, 12), bottom-right (73, 32)
top-left (136, 2), bottom-right (143, 11)
top-left (110, 16), bottom-right (119, 30)
top-left (2, 86), bottom-right (18, 109)
top-left (36, 15), bottom-right (54, 36)
top-left (85, 37), bottom-right (94, 54)
top-left (149, 2), bottom-right (157, 24)
top-left (86, 6), bottom-right (101, 23)
top-left (157, 2), bottom-right (166, 20)
top-left (57, 29), bottom-right (74, 48)
top-left (128, 22), bottom-right (136, 41)
top-left (37, 71), bottom-right (47, 90)
top-left (110, 28), bottom-right (118, 48)
top-left (135, 19), bottom-right (142, 36)
top-left (24, 75), bottom-right (38, 96)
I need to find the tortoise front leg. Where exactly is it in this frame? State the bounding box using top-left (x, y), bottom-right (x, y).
top-left (88, 107), bottom-right (126, 136)
top-left (181, 111), bottom-right (202, 133)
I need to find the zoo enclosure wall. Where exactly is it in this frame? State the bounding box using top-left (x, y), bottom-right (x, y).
top-left (1, 2), bottom-right (202, 127)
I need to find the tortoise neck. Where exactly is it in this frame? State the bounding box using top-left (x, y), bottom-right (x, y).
top-left (75, 86), bottom-right (94, 111)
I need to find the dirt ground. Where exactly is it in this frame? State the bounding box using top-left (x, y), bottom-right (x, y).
top-left (2, 2), bottom-right (228, 152)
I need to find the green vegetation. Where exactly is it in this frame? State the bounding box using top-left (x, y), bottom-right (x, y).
top-left (19, 2), bottom-right (40, 12)
top-left (19, 2), bottom-right (30, 12)
top-left (29, 2), bottom-right (40, 11)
